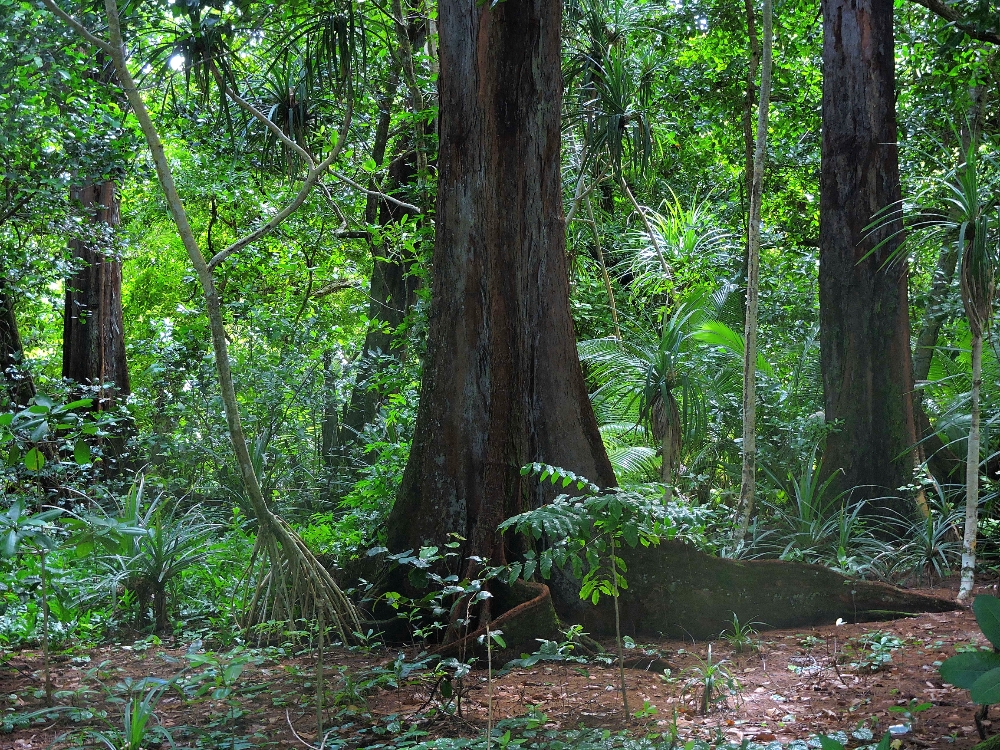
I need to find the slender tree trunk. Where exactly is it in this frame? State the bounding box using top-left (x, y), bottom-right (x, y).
top-left (321, 349), bottom-right (340, 472)
top-left (391, 0), bottom-right (429, 207)
top-left (584, 195), bottom-right (621, 340)
top-left (0, 286), bottom-right (35, 408)
top-left (658, 394), bottom-right (680, 503)
top-left (736, 0), bottom-right (772, 541)
top-left (63, 180), bottom-right (130, 407)
top-left (913, 245), bottom-right (959, 388)
top-left (911, 90), bottom-right (986, 488)
top-left (819, 0), bottom-right (917, 512)
top-left (342, 58), bottom-right (422, 444)
top-left (386, 0), bottom-right (615, 584)
top-left (739, 0), bottom-right (760, 303)
top-left (958, 330), bottom-right (983, 603)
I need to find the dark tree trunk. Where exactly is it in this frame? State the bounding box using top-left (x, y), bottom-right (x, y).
top-left (386, 0), bottom-right (616, 569)
top-left (0, 286), bottom-right (35, 408)
top-left (342, 153), bottom-right (421, 441)
top-left (63, 180), bottom-right (130, 407)
top-left (321, 350), bottom-right (341, 470)
top-left (818, 0), bottom-right (916, 511)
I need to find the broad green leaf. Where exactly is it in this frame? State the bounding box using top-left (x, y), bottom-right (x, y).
top-left (24, 447), bottom-right (44, 472)
top-left (73, 439), bottom-right (91, 466)
top-left (2, 530), bottom-right (17, 558)
top-left (972, 666), bottom-right (1000, 704)
top-left (940, 651), bottom-right (1000, 690)
top-left (223, 662), bottom-right (245, 684)
top-left (974, 595), bottom-right (1000, 648)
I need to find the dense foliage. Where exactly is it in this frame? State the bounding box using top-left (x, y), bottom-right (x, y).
top-left (4, 0), bottom-right (1000, 746)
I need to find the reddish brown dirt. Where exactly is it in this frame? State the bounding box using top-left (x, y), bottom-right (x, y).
top-left (1, 575), bottom-right (996, 749)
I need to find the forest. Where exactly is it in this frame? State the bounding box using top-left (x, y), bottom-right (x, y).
top-left (5, 0), bottom-right (1000, 747)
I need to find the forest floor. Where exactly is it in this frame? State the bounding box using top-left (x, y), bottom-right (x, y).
top-left (1, 575), bottom-right (995, 750)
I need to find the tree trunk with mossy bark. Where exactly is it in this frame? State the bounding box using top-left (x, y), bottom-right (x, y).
top-left (573, 540), bottom-right (959, 639)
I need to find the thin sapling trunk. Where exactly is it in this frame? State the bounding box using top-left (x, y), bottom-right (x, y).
top-left (41, 547), bottom-right (51, 705)
top-left (611, 534), bottom-right (628, 715)
top-left (959, 330), bottom-right (983, 602)
top-left (737, 0), bottom-right (773, 542)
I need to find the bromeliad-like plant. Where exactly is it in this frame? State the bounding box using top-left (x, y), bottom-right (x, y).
top-left (67, 476), bottom-right (216, 631)
top-left (499, 463), bottom-right (667, 714)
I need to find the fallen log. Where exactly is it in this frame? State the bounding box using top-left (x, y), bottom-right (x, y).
top-left (552, 540), bottom-right (959, 640)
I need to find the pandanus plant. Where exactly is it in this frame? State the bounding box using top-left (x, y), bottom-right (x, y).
top-left (580, 300), bottom-right (708, 500)
top-left (867, 138), bottom-right (998, 602)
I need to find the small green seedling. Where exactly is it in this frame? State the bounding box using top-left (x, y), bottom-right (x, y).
top-left (888, 698), bottom-right (932, 729)
top-left (818, 732), bottom-right (891, 750)
top-left (721, 612), bottom-right (762, 653)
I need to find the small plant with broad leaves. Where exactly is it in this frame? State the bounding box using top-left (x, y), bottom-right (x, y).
top-left (940, 594), bottom-right (1000, 738)
top-left (0, 395), bottom-right (106, 478)
top-left (817, 733), bottom-right (891, 750)
top-left (500, 462), bottom-right (668, 715)
top-left (0, 499), bottom-right (64, 703)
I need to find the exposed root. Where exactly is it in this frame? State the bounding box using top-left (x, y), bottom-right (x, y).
top-left (242, 511), bottom-right (361, 643)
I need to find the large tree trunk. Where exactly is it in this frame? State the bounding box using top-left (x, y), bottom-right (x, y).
top-left (386, 0), bottom-right (615, 572)
top-left (63, 180), bottom-right (130, 408)
top-left (0, 285), bottom-right (35, 408)
top-left (818, 0), bottom-right (916, 513)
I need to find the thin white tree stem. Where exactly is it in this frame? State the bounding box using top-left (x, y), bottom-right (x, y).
top-left (958, 330), bottom-right (983, 602)
top-left (736, 0), bottom-right (773, 543)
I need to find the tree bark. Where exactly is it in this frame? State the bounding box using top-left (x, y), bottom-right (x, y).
top-left (0, 285), bottom-right (35, 408)
top-left (62, 180), bottom-right (130, 408)
top-left (386, 0), bottom-right (616, 571)
top-left (819, 0), bottom-right (917, 512)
